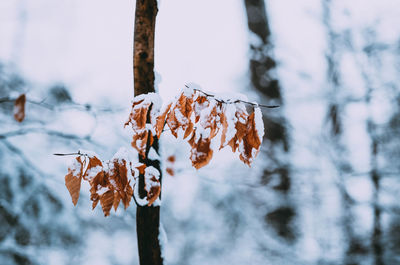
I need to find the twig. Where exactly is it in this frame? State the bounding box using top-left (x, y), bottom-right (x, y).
top-left (53, 152), bottom-right (81, 156)
top-left (184, 85), bottom-right (279, 109)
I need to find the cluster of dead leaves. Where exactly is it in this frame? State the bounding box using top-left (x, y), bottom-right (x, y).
top-left (125, 88), bottom-right (264, 169)
top-left (65, 151), bottom-right (161, 216)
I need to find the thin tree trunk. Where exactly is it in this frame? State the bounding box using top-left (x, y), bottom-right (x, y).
top-left (133, 1), bottom-right (163, 264)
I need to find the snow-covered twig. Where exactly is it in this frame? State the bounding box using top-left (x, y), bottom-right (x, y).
top-left (185, 85), bottom-right (280, 109)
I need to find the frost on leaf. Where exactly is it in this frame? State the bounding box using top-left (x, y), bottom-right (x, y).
top-left (144, 166), bottom-right (161, 206)
top-left (107, 157), bottom-right (133, 209)
top-left (154, 102), bottom-right (172, 138)
top-left (83, 155), bottom-right (103, 181)
top-left (227, 104), bottom-right (248, 153)
top-left (188, 133), bottom-right (213, 169)
top-left (131, 130), bottom-right (150, 158)
top-left (125, 93), bottom-right (161, 157)
top-left (13, 94), bottom-right (26, 122)
top-left (166, 92), bottom-right (194, 138)
top-left (239, 108), bottom-right (263, 166)
top-left (65, 157), bottom-right (84, 205)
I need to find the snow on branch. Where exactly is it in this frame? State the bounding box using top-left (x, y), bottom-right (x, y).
top-left (62, 148), bottom-right (159, 216)
top-left (59, 84), bottom-right (274, 217)
top-left (125, 85), bottom-right (269, 168)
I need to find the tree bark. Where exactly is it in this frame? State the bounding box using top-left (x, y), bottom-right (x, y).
top-left (133, 1), bottom-right (163, 265)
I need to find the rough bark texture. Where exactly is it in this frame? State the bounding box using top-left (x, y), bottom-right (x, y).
top-left (133, 1), bottom-right (163, 265)
top-left (134, 0), bottom-right (158, 95)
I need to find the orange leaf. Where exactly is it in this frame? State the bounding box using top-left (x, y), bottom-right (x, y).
top-left (147, 184), bottom-right (161, 206)
top-left (189, 134), bottom-right (213, 169)
top-left (83, 155), bottom-right (103, 181)
top-left (167, 155), bottom-right (175, 163)
top-left (166, 92), bottom-right (194, 138)
top-left (100, 190), bottom-right (114, 216)
top-left (125, 99), bottom-right (150, 131)
top-left (154, 102), bottom-right (172, 138)
top-left (228, 107), bottom-right (248, 152)
top-left (131, 130), bottom-right (149, 158)
top-left (239, 109), bottom-right (263, 166)
top-left (193, 95), bottom-right (208, 123)
top-left (144, 167), bottom-right (161, 206)
top-left (113, 192), bottom-right (121, 211)
top-left (65, 157), bottom-right (84, 206)
top-left (107, 158), bottom-right (132, 209)
top-left (13, 94), bottom-right (26, 122)
top-left (136, 164), bottom-right (147, 175)
top-left (166, 167), bottom-right (174, 176)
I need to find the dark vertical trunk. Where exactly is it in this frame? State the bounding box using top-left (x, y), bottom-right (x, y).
top-left (133, 1), bottom-right (163, 265)
top-left (243, 0), bottom-right (295, 242)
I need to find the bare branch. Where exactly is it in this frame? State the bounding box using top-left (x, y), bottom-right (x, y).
top-left (185, 85), bottom-right (280, 109)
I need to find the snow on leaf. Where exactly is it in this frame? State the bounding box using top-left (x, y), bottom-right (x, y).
top-left (198, 100), bottom-right (221, 140)
top-left (13, 94), bottom-right (26, 122)
top-left (166, 92), bottom-right (194, 138)
top-left (65, 157), bottom-right (84, 206)
top-left (239, 110), bottom-right (263, 166)
top-left (227, 104), bottom-right (248, 152)
top-left (107, 157), bottom-right (132, 209)
top-left (220, 104), bottom-right (237, 149)
top-left (154, 102), bottom-right (172, 138)
top-left (131, 130), bottom-right (149, 158)
top-left (83, 155), bottom-right (103, 181)
top-left (193, 94), bottom-right (209, 123)
top-left (188, 133), bottom-right (213, 169)
top-left (144, 166), bottom-right (161, 206)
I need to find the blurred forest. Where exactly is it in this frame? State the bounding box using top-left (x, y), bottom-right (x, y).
top-left (1, 0), bottom-right (400, 264)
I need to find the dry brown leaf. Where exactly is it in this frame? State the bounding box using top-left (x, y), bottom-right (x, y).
top-left (113, 192), bottom-right (121, 211)
top-left (136, 164), bottom-right (147, 175)
top-left (219, 110), bottom-right (228, 149)
top-left (166, 93), bottom-right (194, 138)
top-left (125, 99), bottom-right (150, 131)
top-left (193, 95), bottom-right (208, 123)
top-left (83, 156), bottom-right (103, 181)
top-left (13, 94), bottom-right (26, 122)
top-left (166, 168), bottom-right (174, 176)
top-left (100, 190), bottom-right (114, 216)
top-left (131, 130), bottom-right (149, 158)
top-left (239, 111), bottom-right (262, 166)
top-left (154, 102), bottom-right (172, 138)
top-left (144, 167), bottom-right (161, 206)
top-left (147, 184), bottom-right (161, 206)
top-left (228, 108), bottom-right (248, 152)
top-left (107, 158), bottom-right (132, 209)
top-left (65, 157), bottom-right (84, 206)
top-left (167, 155), bottom-right (175, 163)
top-left (189, 134), bottom-right (213, 169)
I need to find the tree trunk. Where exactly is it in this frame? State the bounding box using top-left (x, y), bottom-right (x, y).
top-left (243, 0), bottom-right (295, 242)
top-left (133, 1), bottom-right (163, 265)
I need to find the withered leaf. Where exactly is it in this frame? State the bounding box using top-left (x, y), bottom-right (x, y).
top-left (166, 93), bottom-right (194, 138)
top-left (100, 190), bottom-right (114, 216)
top-left (154, 102), bottom-right (172, 138)
top-left (13, 94), bottom-right (26, 122)
top-left (65, 157), bottom-right (84, 206)
top-left (189, 134), bottom-right (213, 169)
